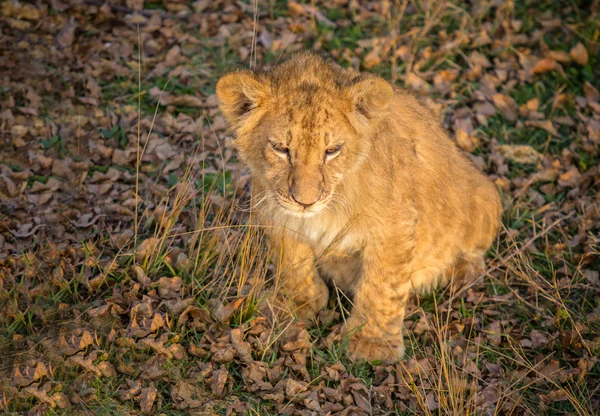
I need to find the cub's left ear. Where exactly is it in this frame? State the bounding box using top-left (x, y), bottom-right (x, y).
top-left (345, 77), bottom-right (394, 119)
top-left (216, 71), bottom-right (270, 124)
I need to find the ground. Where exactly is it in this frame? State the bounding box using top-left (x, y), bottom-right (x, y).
top-left (0, 0), bottom-right (599, 415)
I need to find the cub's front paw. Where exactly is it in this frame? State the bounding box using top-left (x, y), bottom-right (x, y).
top-left (264, 287), bottom-right (328, 325)
top-left (293, 293), bottom-right (328, 323)
top-left (348, 333), bottom-right (405, 363)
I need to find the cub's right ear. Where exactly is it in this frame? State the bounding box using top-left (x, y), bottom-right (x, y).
top-left (216, 71), bottom-right (269, 124)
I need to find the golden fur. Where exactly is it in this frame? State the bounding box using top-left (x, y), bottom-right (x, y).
top-left (216, 53), bottom-right (501, 362)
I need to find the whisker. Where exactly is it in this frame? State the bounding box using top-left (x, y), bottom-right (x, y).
top-left (329, 194), bottom-right (351, 217)
top-left (235, 190), bottom-right (268, 213)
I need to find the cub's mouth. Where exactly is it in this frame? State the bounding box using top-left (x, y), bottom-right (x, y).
top-left (274, 195), bottom-right (330, 217)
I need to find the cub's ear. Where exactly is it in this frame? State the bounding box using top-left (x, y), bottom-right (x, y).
top-left (345, 77), bottom-right (394, 119)
top-left (216, 71), bottom-right (269, 124)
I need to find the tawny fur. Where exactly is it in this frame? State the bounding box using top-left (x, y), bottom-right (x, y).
top-left (216, 53), bottom-right (501, 362)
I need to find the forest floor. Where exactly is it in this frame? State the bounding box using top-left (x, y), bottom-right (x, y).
top-left (0, 0), bottom-right (599, 415)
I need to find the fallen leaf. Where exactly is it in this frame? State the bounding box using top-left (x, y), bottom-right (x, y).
top-left (118, 379), bottom-right (141, 401)
top-left (538, 360), bottom-right (564, 381)
top-left (569, 42), bottom-right (589, 66)
top-left (540, 390), bottom-right (569, 403)
top-left (525, 120), bottom-right (559, 136)
top-left (425, 391), bottom-right (438, 410)
top-left (584, 81), bottom-right (599, 103)
top-left (492, 94), bottom-right (518, 121)
top-left (209, 297), bottom-right (245, 323)
top-left (481, 384), bottom-right (500, 404)
top-left (547, 50), bottom-right (571, 64)
top-left (178, 305), bottom-right (212, 330)
top-left (137, 237), bottom-right (160, 259)
top-left (362, 48), bottom-right (382, 69)
top-left (455, 129), bottom-right (477, 152)
top-left (530, 329), bottom-right (550, 348)
top-left (140, 383), bottom-right (157, 414)
top-left (531, 58), bottom-right (556, 74)
top-left (211, 368), bottom-right (228, 397)
top-left (496, 145), bottom-right (541, 165)
top-left (281, 324), bottom-right (311, 351)
top-left (558, 166), bottom-right (582, 187)
top-left (56, 17), bottom-right (77, 49)
top-left (157, 276), bottom-right (182, 299)
top-left (171, 380), bottom-right (206, 409)
top-left (405, 73), bottom-right (430, 91)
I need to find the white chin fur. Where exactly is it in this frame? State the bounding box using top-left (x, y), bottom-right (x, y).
top-left (276, 201), bottom-right (327, 217)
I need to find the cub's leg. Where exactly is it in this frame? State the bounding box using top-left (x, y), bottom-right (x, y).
top-left (317, 251), bottom-right (362, 295)
top-left (448, 252), bottom-right (485, 282)
top-left (345, 241), bottom-right (414, 362)
top-left (270, 233), bottom-right (329, 322)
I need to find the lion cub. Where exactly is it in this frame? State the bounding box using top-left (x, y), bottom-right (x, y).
top-left (216, 53), bottom-right (501, 362)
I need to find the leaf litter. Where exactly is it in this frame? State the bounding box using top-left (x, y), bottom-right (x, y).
top-left (0, 0), bottom-right (599, 415)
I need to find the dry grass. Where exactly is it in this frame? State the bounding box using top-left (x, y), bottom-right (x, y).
top-left (1, 0), bottom-right (598, 414)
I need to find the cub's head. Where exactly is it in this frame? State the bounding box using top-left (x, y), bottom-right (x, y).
top-left (216, 53), bottom-right (393, 217)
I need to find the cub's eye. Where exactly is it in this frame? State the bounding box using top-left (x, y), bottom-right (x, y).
top-left (270, 141), bottom-right (290, 156)
top-left (325, 144), bottom-right (343, 159)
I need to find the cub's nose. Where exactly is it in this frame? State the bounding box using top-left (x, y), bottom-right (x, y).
top-left (291, 187), bottom-right (321, 208)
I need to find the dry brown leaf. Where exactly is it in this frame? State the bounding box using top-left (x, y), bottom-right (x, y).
top-left (530, 329), bottom-right (550, 348)
top-left (118, 379), bottom-right (141, 401)
top-left (287, 1), bottom-right (304, 15)
top-left (471, 29), bottom-right (492, 47)
top-left (303, 390), bottom-right (321, 411)
top-left (584, 81), bottom-right (600, 103)
top-left (455, 129), bottom-right (477, 152)
top-left (140, 338), bottom-right (173, 358)
top-left (211, 367), bottom-right (229, 397)
top-left (56, 17), bottom-right (77, 49)
top-left (531, 58), bottom-right (556, 74)
top-left (146, 313), bottom-right (165, 333)
top-left (167, 95), bottom-right (205, 108)
top-left (540, 390), bottom-right (569, 403)
top-left (137, 237), bottom-right (160, 259)
top-left (547, 50), bottom-right (571, 64)
top-left (538, 360), bottom-right (564, 380)
top-left (558, 166), bottom-right (582, 187)
top-left (362, 48), bottom-right (382, 69)
top-left (468, 51), bottom-right (491, 68)
top-left (284, 378), bottom-right (307, 400)
top-left (140, 383), bottom-right (157, 414)
top-left (212, 344), bottom-right (235, 363)
top-left (481, 384), bottom-right (500, 404)
top-left (149, 87), bottom-right (205, 107)
top-left (97, 361), bottom-right (117, 378)
top-left (133, 265), bottom-right (152, 287)
top-left (519, 97), bottom-right (540, 118)
top-left (525, 120), bottom-right (559, 136)
top-left (583, 270), bottom-right (599, 287)
top-left (157, 275), bottom-right (182, 299)
top-left (425, 391), bottom-right (438, 410)
top-left (171, 381), bottom-right (206, 409)
top-left (281, 324), bottom-right (311, 351)
top-left (569, 42), bottom-right (589, 66)
top-left (22, 386), bottom-right (57, 407)
top-left (492, 94), bottom-right (518, 121)
top-left (287, 2), bottom-right (335, 27)
top-left (405, 73), bottom-right (430, 91)
top-left (230, 328), bottom-right (253, 364)
top-left (496, 145), bottom-right (542, 165)
top-left (209, 297), bottom-right (245, 323)
top-left (69, 355), bottom-right (102, 376)
top-left (178, 305), bottom-right (212, 330)
top-left (12, 362), bottom-right (50, 387)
